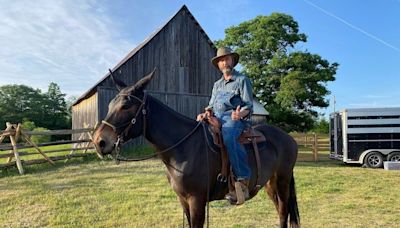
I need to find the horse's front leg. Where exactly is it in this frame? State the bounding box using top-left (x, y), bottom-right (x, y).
top-left (188, 195), bottom-right (207, 228)
top-left (178, 195), bottom-right (190, 225)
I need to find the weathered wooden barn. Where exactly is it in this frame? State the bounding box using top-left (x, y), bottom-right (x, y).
top-left (72, 5), bottom-right (268, 149)
top-left (72, 5), bottom-right (220, 146)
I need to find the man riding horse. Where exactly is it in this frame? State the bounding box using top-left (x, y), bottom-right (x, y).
top-left (197, 47), bottom-right (253, 205)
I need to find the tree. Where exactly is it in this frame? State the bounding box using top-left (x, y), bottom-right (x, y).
top-left (0, 85), bottom-right (47, 129)
top-left (215, 13), bottom-right (338, 132)
top-left (0, 83), bottom-right (70, 131)
top-left (44, 82), bottom-right (70, 129)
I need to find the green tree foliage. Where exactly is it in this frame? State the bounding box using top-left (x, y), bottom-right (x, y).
top-left (21, 118), bottom-right (36, 131)
top-left (31, 127), bottom-right (51, 144)
top-left (0, 83), bottom-right (70, 131)
top-left (0, 85), bottom-right (46, 128)
top-left (215, 13), bottom-right (338, 132)
top-left (311, 118), bottom-right (330, 134)
top-left (43, 82), bottom-right (70, 129)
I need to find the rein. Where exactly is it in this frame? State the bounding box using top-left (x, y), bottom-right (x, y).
top-left (101, 94), bottom-right (204, 163)
top-left (115, 121), bottom-right (202, 162)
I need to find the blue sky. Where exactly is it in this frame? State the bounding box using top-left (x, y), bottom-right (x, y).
top-left (1, 0), bottom-right (399, 116)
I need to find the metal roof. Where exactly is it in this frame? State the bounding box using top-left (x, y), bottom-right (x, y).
top-left (253, 99), bottom-right (269, 116)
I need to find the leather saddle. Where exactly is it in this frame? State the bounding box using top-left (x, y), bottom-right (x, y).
top-left (205, 116), bottom-right (266, 193)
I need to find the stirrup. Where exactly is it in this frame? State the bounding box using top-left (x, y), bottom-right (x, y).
top-left (217, 173), bottom-right (227, 183)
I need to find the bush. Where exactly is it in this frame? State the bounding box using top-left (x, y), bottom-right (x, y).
top-left (31, 127), bottom-right (51, 144)
top-left (21, 119), bottom-right (36, 131)
top-left (311, 118), bottom-right (329, 134)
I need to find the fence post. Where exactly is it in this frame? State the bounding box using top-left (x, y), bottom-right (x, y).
top-left (7, 123), bottom-right (24, 174)
top-left (304, 133), bottom-right (307, 148)
top-left (313, 133), bottom-right (318, 162)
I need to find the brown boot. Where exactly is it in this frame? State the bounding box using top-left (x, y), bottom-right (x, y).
top-left (225, 180), bottom-right (249, 205)
top-left (235, 180), bottom-right (249, 205)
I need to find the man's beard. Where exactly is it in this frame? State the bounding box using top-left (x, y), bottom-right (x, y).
top-left (222, 66), bottom-right (232, 75)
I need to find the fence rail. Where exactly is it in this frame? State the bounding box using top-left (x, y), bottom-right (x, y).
top-left (291, 133), bottom-right (330, 162)
top-left (0, 122), bottom-right (96, 174)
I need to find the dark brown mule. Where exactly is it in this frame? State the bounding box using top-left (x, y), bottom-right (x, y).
top-left (93, 70), bottom-right (300, 228)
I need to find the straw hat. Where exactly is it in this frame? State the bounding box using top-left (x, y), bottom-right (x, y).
top-left (211, 47), bottom-right (239, 69)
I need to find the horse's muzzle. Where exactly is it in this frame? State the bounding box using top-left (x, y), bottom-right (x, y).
top-left (95, 137), bottom-right (115, 155)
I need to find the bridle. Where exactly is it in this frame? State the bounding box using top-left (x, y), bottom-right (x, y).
top-left (101, 93), bottom-right (148, 161)
top-left (100, 93), bottom-right (203, 162)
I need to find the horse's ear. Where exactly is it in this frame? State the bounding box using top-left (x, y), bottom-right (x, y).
top-left (133, 67), bottom-right (157, 92)
top-left (109, 69), bottom-right (127, 92)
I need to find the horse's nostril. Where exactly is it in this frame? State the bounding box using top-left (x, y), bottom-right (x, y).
top-left (99, 140), bottom-right (106, 148)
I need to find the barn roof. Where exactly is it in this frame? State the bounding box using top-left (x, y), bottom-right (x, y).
top-left (73, 5), bottom-right (215, 106)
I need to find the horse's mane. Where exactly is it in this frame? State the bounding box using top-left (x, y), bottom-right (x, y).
top-left (147, 94), bottom-right (198, 126)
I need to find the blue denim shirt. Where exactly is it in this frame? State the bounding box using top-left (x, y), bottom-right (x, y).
top-left (207, 70), bottom-right (253, 118)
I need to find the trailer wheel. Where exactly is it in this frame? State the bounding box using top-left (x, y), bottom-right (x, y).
top-left (364, 152), bottom-right (383, 168)
top-left (388, 152), bottom-right (400, 162)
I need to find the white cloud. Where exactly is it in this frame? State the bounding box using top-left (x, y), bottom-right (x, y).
top-left (0, 0), bottom-right (134, 96)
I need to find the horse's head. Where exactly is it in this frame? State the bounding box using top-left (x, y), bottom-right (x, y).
top-left (93, 69), bottom-right (156, 156)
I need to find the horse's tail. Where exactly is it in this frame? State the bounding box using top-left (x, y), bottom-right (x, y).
top-left (288, 175), bottom-right (300, 227)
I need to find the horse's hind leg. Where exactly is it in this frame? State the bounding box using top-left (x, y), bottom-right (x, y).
top-left (265, 174), bottom-right (279, 212)
top-left (265, 173), bottom-right (291, 228)
top-left (276, 175), bottom-right (291, 228)
top-left (274, 172), bottom-right (300, 228)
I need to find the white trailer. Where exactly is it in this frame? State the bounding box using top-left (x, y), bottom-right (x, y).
top-left (329, 107), bottom-right (400, 168)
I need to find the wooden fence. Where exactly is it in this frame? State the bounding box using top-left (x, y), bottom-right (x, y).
top-left (291, 133), bottom-right (330, 162)
top-left (0, 123), bottom-right (96, 174)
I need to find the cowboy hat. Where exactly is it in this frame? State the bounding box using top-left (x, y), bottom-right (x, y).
top-left (211, 47), bottom-right (239, 69)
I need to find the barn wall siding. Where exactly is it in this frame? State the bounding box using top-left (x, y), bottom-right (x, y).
top-left (72, 93), bottom-right (98, 140)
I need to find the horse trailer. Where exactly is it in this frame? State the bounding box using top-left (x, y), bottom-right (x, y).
top-left (329, 107), bottom-right (400, 168)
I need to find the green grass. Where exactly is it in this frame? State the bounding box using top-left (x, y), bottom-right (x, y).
top-left (1, 151), bottom-right (400, 227)
top-left (0, 144), bottom-right (93, 163)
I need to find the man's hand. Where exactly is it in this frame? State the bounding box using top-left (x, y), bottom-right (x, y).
top-left (196, 113), bottom-right (206, 121)
top-left (231, 106), bottom-right (241, 121)
top-left (232, 106), bottom-right (250, 121)
top-left (197, 108), bottom-right (213, 121)
top-left (205, 108), bottom-right (213, 117)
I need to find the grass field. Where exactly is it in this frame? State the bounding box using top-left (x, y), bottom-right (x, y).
top-left (1, 149), bottom-right (400, 228)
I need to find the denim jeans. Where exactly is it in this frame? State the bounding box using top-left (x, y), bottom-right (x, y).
top-left (218, 113), bottom-right (251, 180)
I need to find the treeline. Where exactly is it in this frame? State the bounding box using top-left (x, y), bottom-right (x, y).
top-left (0, 83), bottom-right (72, 135)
